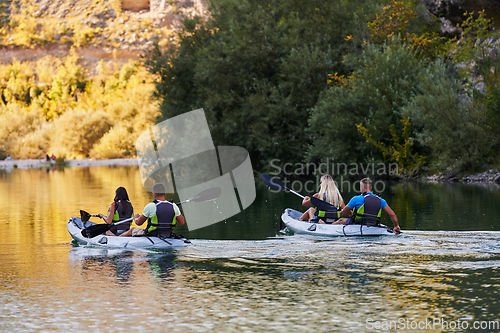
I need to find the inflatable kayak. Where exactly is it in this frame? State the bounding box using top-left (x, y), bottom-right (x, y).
top-left (281, 208), bottom-right (395, 236)
top-left (67, 217), bottom-right (191, 250)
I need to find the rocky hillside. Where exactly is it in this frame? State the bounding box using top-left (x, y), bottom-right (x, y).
top-left (0, 0), bottom-right (207, 65)
top-left (1, 0), bottom-right (499, 62)
top-left (421, 0), bottom-right (500, 35)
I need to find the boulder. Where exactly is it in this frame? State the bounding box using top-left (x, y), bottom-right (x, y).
top-left (420, 0), bottom-right (500, 35)
top-left (121, 0), bottom-right (150, 11)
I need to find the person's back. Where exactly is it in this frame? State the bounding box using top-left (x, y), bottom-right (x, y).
top-left (120, 183), bottom-right (185, 238)
top-left (98, 187), bottom-right (134, 236)
top-left (337, 178), bottom-right (400, 233)
top-left (112, 200), bottom-right (134, 234)
top-left (300, 174), bottom-right (344, 223)
top-left (349, 192), bottom-right (384, 226)
top-left (144, 199), bottom-right (179, 237)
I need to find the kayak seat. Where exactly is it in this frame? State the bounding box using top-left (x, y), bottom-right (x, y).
top-left (311, 216), bottom-right (338, 224)
top-left (351, 216), bottom-right (381, 227)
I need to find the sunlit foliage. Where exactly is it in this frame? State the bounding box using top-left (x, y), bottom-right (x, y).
top-left (366, 0), bottom-right (445, 58)
top-left (2, 0), bottom-right (499, 175)
top-left (0, 53), bottom-right (160, 159)
top-left (0, 0), bottom-right (171, 49)
top-left (309, 2), bottom-right (499, 174)
top-left (357, 118), bottom-right (426, 176)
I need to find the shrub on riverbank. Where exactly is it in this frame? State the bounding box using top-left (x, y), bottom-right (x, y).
top-left (0, 52), bottom-right (160, 159)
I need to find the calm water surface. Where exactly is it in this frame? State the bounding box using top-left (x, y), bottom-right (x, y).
top-left (1, 166), bottom-right (500, 332)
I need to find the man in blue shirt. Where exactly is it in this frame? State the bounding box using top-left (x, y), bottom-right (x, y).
top-left (337, 178), bottom-right (400, 233)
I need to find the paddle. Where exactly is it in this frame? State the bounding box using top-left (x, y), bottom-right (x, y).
top-left (262, 173), bottom-right (305, 199)
top-left (262, 173), bottom-right (336, 210)
top-left (310, 196), bottom-right (340, 213)
top-left (177, 186), bottom-right (222, 204)
top-left (262, 173), bottom-right (297, 230)
top-left (81, 216), bottom-right (134, 238)
top-left (81, 187), bottom-right (222, 238)
top-left (80, 210), bottom-right (103, 223)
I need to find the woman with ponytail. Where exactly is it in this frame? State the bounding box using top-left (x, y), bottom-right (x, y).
top-left (299, 175), bottom-right (345, 223)
top-left (98, 187), bottom-right (134, 235)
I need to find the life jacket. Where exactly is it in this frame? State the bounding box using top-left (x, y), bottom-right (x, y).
top-left (314, 193), bottom-right (341, 223)
top-left (109, 200), bottom-right (133, 233)
top-left (145, 200), bottom-right (177, 237)
top-left (352, 193), bottom-right (382, 226)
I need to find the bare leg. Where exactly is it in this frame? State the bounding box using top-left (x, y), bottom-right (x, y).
top-left (333, 218), bottom-right (348, 225)
top-left (299, 207), bottom-right (315, 221)
top-left (119, 228), bottom-right (134, 237)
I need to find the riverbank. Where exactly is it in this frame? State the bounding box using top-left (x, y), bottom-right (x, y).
top-left (3, 157), bottom-right (500, 185)
top-left (0, 158), bottom-right (139, 171)
top-left (424, 169), bottom-right (500, 184)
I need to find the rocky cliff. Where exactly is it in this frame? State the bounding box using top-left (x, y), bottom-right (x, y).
top-left (421, 0), bottom-right (500, 34)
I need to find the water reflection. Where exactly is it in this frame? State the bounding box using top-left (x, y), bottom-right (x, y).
top-left (1, 233), bottom-right (500, 331)
top-left (386, 181), bottom-right (500, 232)
top-left (1, 167), bottom-right (500, 331)
top-left (68, 248), bottom-right (182, 286)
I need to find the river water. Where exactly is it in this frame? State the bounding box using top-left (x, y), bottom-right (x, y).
top-left (1, 166), bottom-right (500, 332)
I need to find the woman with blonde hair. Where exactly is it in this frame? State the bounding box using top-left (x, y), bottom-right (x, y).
top-left (299, 174), bottom-right (345, 223)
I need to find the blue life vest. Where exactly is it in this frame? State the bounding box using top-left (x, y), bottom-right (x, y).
top-left (351, 193), bottom-right (382, 226)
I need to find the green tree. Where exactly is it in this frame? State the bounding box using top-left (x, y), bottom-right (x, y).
top-left (446, 11), bottom-right (500, 162)
top-left (402, 59), bottom-right (493, 171)
top-left (308, 43), bottom-right (428, 168)
top-left (447, 11), bottom-right (499, 83)
top-left (145, 0), bottom-right (385, 171)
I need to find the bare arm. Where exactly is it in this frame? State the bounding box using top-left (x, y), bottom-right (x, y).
top-left (177, 214), bottom-right (185, 226)
top-left (302, 193), bottom-right (320, 207)
top-left (133, 213), bottom-right (147, 226)
top-left (383, 206), bottom-right (400, 233)
top-left (98, 205), bottom-right (115, 224)
top-left (339, 205), bottom-right (352, 217)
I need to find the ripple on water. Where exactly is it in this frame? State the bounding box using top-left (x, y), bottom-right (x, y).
top-left (1, 231), bottom-right (500, 332)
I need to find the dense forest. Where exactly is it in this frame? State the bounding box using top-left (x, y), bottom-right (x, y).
top-left (145, 0), bottom-right (500, 176)
top-left (1, 0), bottom-right (500, 177)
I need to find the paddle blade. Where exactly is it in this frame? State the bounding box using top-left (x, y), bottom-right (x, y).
top-left (310, 197), bottom-right (338, 212)
top-left (262, 173), bottom-right (285, 191)
top-left (191, 187), bottom-right (222, 203)
top-left (82, 223), bottom-right (111, 238)
top-left (80, 210), bottom-right (91, 223)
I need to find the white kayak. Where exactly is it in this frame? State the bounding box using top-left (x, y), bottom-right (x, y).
top-left (281, 208), bottom-right (395, 236)
top-left (67, 217), bottom-right (191, 250)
